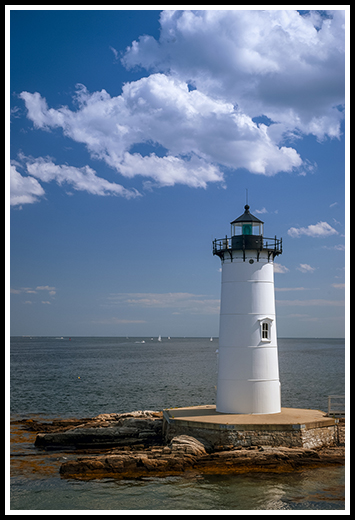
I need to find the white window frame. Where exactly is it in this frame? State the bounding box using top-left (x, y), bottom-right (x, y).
top-left (258, 317), bottom-right (273, 342)
top-left (262, 321), bottom-right (269, 340)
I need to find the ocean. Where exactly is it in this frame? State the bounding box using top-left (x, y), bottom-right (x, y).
top-left (9, 336), bottom-right (345, 511)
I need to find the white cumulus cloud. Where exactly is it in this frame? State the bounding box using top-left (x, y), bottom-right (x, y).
top-left (297, 263), bottom-right (317, 273)
top-left (19, 74), bottom-right (302, 185)
top-left (17, 10), bottom-right (345, 198)
top-left (16, 155), bottom-right (140, 201)
top-left (288, 221), bottom-right (338, 238)
top-left (123, 10), bottom-right (345, 140)
top-left (274, 263), bottom-right (290, 274)
top-left (10, 164), bottom-right (45, 206)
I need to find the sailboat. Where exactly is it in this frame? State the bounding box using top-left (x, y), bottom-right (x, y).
top-left (210, 336), bottom-right (213, 341)
top-left (158, 335), bottom-right (162, 342)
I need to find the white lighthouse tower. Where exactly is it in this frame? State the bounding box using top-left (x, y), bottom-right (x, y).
top-left (213, 205), bottom-right (282, 414)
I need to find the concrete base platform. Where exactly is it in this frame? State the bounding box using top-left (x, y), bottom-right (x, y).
top-left (163, 405), bottom-right (338, 449)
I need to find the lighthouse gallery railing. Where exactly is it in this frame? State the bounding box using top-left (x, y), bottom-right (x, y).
top-left (212, 236), bottom-right (282, 256)
top-left (327, 395), bottom-right (345, 417)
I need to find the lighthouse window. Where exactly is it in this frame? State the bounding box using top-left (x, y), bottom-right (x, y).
top-left (262, 322), bottom-right (269, 339)
top-left (260, 320), bottom-right (272, 341)
top-left (242, 224), bottom-right (252, 235)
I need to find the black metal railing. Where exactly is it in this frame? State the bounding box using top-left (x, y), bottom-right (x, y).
top-left (212, 236), bottom-right (232, 253)
top-left (327, 395), bottom-right (345, 417)
top-left (212, 235), bottom-right (282, 256)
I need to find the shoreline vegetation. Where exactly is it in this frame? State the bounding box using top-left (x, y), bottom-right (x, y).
top-left (12, 410), bottom-right (345, 480)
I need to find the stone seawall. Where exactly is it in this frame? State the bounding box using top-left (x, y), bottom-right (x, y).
top-left (301, 425), bottom-right (338, 449)
top-left (162, 406), bottom-right (342, 450)
top-left (163, 422), bottom-right (339, 450)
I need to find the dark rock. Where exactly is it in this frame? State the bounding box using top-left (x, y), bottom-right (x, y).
top-left (34, 411), bottom-right (163, 449)
top-left (59, 438), bottom-right (345, 480)
top-left (22, 411), bottom-right (345, 479)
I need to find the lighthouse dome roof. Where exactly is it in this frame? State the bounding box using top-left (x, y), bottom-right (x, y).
top-left (230, 205), bottom-right (264, 225)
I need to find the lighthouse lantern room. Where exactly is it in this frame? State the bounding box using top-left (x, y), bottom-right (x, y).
top-left (213, 205), bottom-right (282, 414)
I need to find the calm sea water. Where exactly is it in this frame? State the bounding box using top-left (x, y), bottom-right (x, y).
top-left (9, 336), bottom-right (345, 511)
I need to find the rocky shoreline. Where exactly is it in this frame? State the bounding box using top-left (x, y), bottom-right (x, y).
top-left (18, 411), bottom-right (345, 480)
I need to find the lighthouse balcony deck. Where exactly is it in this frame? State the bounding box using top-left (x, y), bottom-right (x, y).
top-left (212, 235), bottom-right (282, 260)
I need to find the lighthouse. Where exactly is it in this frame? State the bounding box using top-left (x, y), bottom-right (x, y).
top-left (213, 205), bottom-right (282, 414)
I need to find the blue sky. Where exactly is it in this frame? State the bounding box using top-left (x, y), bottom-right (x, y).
top-left (9, 8), bottom-right (347, 338)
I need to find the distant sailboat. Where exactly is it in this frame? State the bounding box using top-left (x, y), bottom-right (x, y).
top-left (158, 335), bottom-right (162, 342)
top-left (210, 337), bottom-right (213, 341)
